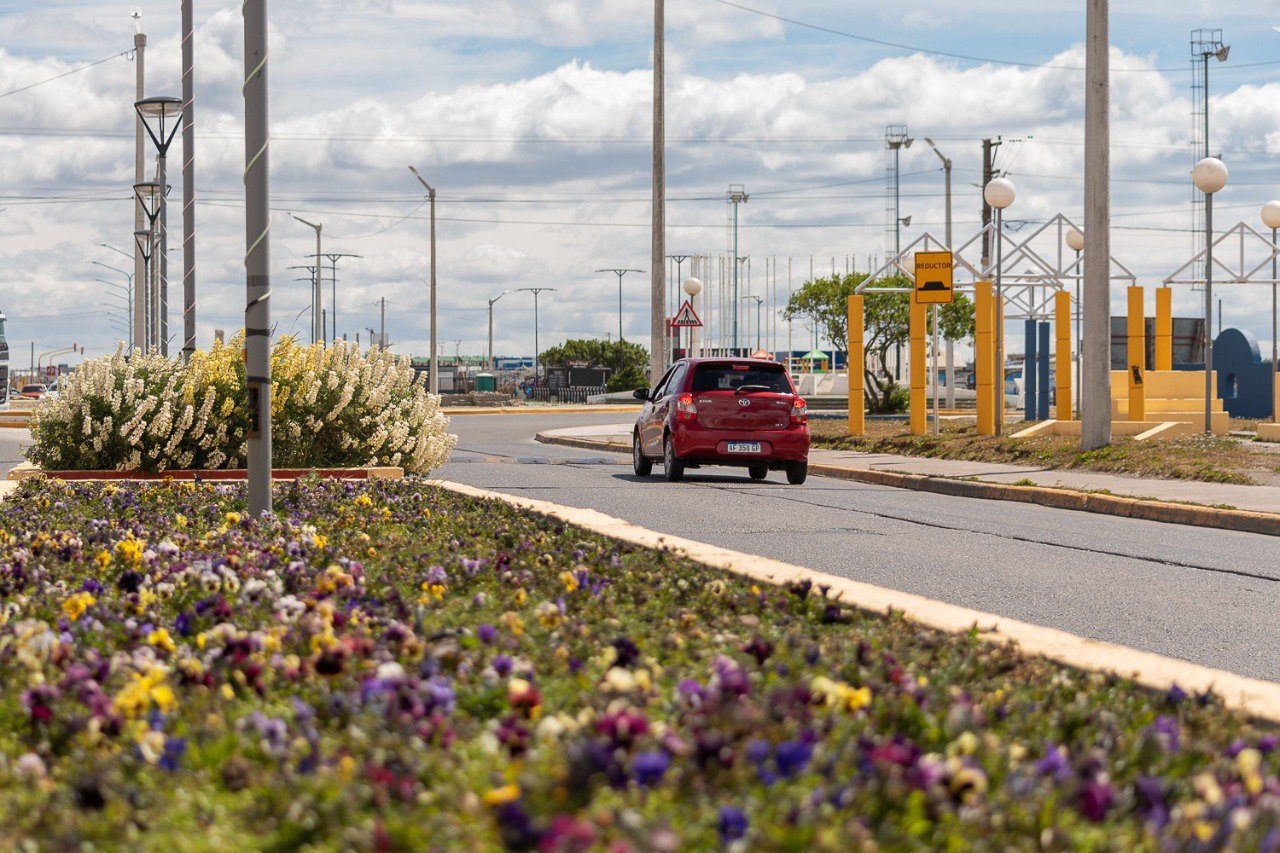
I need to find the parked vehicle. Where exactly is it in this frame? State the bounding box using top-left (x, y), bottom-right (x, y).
top-left (18, 384), bottom-right (47, 400)
top-left (631, 358), bottom-right (810, 484)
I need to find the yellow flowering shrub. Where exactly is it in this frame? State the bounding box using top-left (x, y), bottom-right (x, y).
top-left (28, 336), bottom-right (455, 474)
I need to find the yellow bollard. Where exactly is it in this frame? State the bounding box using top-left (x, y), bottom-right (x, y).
top-left (1055, 290), bottom-right (1072, 420)
top-left (975, 282), bottom-right (994, 435)
top-left (847, 295), bottom-right (865, 435)
top-left (1128, 285), bottom-right (1146, 423)
top-left (909, 292), bottom-right (927, 435)
top-left (1155, 286), bottom-right (1173, 371)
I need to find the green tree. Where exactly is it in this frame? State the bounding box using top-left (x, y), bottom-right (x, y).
top-left (539, 339), bottom-right (651, 392)
top-left (784, 273), bottom-right (976, 413)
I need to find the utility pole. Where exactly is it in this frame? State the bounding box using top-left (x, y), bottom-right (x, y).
top-left (981, 138), bottom-right (1003, 268)
top-left (291, 215), bottom-right (322, 344)
top-left (728, 186), bottom-right (748, 351)
top-left (597, 268), bottom-right (644, 343)
top-left (379, 296), bottom-right (386, 348)
top-left (242, 0), bottom-right (272, 515)
top-left (409, 166), bottom-right (438, 394)
top-left (515, 287), bottom-right (556, 384)
top-left (651, 0), bottom-right (666, 386)
top-left (132, 11), bottom-right (146, 353)
top-left (322, 253), bottom-right (361, 343)
top-left (180, 0), bottom-right (196, 360)
top-left (1082, 0), bottom-right (1112, 450)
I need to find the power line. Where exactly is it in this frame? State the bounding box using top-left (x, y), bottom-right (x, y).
top-left (0, 49), bottom-right (132, 100)
top-left (707, 0), bottom-right (1280, 74)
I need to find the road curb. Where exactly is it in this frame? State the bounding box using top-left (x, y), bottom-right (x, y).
top-left (535, 432), bottom-right (1280, 538)
top-left (434, 477), bottom-right (1280, 724)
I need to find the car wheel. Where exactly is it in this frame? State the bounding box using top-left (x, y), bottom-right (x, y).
top-left (747, 464), bottom-right (768, 481)
top-left (632, 431), bottom-right (653, 477)
top-left (785, 460), bottom-right (808, 485)
top-left (663, 435), bottom-right (685, 482)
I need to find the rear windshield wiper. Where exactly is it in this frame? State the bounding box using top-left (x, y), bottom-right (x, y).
top-left (735, 384), bottom-right (773, 394)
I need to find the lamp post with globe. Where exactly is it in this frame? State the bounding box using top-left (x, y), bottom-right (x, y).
top-left (1261, 201), bottom-right (1280, 374)
top-left (682, 276), bottom-right (702, 357)
top-left (1066, 227), bottom-right (1085, 418)
top-left (983, 177), bottom-right (1016, 435)
top-left (1192, 157), bottom-right (1228, 434)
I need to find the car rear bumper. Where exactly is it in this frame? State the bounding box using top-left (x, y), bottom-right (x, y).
top-left (670, 422), bottom-right (809, 464)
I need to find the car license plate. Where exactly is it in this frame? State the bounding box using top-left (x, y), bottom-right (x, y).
top-left (727, 441), bottom-right (762, 454)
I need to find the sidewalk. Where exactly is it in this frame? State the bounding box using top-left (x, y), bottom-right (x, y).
top-left (536, 423), bottom-right (1280, 534)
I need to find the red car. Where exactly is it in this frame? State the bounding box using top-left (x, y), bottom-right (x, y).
top-left (631, 358), bottom-right (809, 484)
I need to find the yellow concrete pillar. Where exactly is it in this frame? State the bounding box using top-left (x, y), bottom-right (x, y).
top-left (847, 295), bottom-right (864, 435)
top-left (909, 292), bottom-right (927, 435)
top-left (1055, 290), bottom-right (1072, 420)
top-left (975, 282), bottom-right (994, 435)
top-left (1128, 285), bottom-right (1146, 423)
top-left (1155, 287), bottom-right (1173, 371)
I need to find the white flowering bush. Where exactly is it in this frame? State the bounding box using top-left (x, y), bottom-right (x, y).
top-left (27, 336), bottom-right (456, 474)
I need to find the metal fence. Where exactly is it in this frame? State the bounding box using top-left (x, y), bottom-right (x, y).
top-left (524, 385), bottom-right (607, 404)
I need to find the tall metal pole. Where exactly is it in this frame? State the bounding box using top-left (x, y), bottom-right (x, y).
top-left (158, 155), bottom-right (169, 355)
top-left (1204, 192), bottom-right (1214, 434)
top-left (379, 296), bottom-right (386, 348)
top-left (181, 0), bottom-right (196, 359)
top-left (243, 0), bottom-right (273, 515)
top-left (942, 150), bottom-right (953, 412)
top-left (994, 207), bottom-right (1004, 436)
top-left (651, 0), bottom-right (666, 384)
top-left (1082, 0), bottom-right (1112, 450)
top-left (893, 145), bottom-right (902, 257)
top-left (430, 187), bottom-right (437, 393)
top-left (1273, 225), bottom-right (1277, 371)
top-left (133, 22), bottom-right (146, 353)
top-left (291, 216), bottom-right (322, 344)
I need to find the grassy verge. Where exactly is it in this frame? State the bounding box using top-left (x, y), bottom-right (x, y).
top-left (810, 419), bottom-right (1273, 485)
top-left (1, 478), bottom-right (1278, 848)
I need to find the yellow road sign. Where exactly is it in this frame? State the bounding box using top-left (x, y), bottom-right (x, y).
top-left (914, 251), bottom-right (954, 305)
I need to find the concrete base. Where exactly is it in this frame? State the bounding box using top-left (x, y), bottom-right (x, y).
top-left (1010, 420), bottom-right (1198, 441)
top-left (1259, 423), bottom-right (1280, 442)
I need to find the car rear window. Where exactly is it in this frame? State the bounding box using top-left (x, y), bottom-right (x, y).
top-left (691, 363), bottom-right (791, 393)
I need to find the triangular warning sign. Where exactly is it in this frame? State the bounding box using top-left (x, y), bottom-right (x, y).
top-left (670, 300), bottom-right (702, 328)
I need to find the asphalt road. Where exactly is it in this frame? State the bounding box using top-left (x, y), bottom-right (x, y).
top-left (0, 428), bottom-right (28, 477)
top-left (438, 412), bottom-right (1280, 682)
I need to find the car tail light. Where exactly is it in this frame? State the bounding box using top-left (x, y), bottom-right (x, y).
top-left (676, 392), bottom-right (697, 422)
top-left (791, 397), bottom-right (808, 424)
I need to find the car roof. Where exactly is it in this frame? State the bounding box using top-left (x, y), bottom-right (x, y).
top-left (677, 357), bottom-right (782, 367)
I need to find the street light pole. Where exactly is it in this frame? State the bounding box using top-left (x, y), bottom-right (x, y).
top-left (180, 0), bottom-right (197, 360)
top-left (1261, 201), bottom-right (1280, 374)
top-left (1193, 157), bottom-right (1228, 434)
top-left (515, 288), bottom-right (556, 384)
top-left (728, 187), bottom-right (748, 350)
top-left (242, 0), bottom-right (273, 517)
top-left (984, 177), bottom-right (1016, 436)
top-left (741, 296), bottom-right (762, 350)
top-left (291, 215), bottom-right (322, 344)
top-left (1082, 0), bottom-right (1112, 451)
top-left (651, 0), bottom-right (667, 389)
top-left (409, 166), bottom-right (438, 395)
top-left (135, 96), bottom-right (183, 356)
top-left (925, 137), bottom-right (953, 425)
top-left (488, 290), bottom-right (511, 371)
top-left (596, 268), bottom-right (644, 343)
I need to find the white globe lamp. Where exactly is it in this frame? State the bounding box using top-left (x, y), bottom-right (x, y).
top-left (682, 276), bottom-right (702, 297)
top-left (1192, 158), bottom-right (1228, 195)
top-left (1066, 228), bottom-right (1084, 253)
top-left (983, 177), bottom-right (1016, 210)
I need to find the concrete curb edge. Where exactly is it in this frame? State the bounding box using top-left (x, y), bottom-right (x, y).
top-left (434, 477), bottom-right (1280, 724)
top-left (534, 433), bottom-right (1280, 538)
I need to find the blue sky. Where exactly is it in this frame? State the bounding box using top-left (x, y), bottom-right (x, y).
top-left (4, 0), bottom-right (1280, 366)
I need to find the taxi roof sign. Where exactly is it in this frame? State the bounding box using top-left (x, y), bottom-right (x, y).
top-left (914, 251), bottom-right (954, 305)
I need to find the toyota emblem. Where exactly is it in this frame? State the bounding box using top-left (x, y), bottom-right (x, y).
top-left (738, 398), bottom-right (751, 407)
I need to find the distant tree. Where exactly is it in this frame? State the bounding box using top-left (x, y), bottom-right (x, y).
top-left (784, 272), bottom-right (975, 413)
top-left (539, 339), bottom-right (650, 392)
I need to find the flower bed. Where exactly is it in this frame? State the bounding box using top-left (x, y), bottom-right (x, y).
top-left (26, 337), bottom-right (455, 474)
top-left (0, 478), bottom-right (1278, 848)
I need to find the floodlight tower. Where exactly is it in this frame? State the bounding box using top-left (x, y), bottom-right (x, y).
top-left (885, 125), bottom-right (913, 259)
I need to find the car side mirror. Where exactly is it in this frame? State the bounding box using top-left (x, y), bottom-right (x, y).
top-left (633, 388), bottom-right (650, 401)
